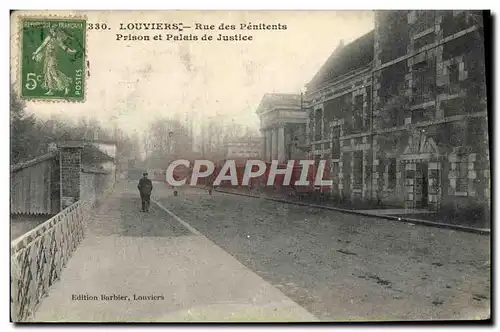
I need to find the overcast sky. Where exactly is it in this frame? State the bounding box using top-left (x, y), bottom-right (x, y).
top-left (12, 10), bottom-right (374, 137)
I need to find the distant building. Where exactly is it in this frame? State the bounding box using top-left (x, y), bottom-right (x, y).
top-left (255, 93), bottom-right (308, 164)
top-left (224, 138), bottom-right (262, 161)
top-left (201, 115), bottom-right (260, 163)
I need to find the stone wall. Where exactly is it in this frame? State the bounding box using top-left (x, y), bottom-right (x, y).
top-left (80, 169), bottom-right (116, 211)
top-left (80, 171), bottom-right (96, 206)
top-left (11, 201), bottom-right (87, 322)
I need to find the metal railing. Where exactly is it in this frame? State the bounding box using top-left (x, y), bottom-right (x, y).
top-left (11, 201), bottom-right (86, 322)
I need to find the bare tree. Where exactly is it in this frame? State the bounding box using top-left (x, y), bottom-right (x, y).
top-left (143, 117), bottom-right (190, 168)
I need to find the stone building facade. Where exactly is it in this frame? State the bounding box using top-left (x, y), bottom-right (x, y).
top-left (304, 10), bottom-right (489, 215)
top-left (373, 10), bottom-right (488, 213)
top-left (305, 30), bottom-right (375, 202)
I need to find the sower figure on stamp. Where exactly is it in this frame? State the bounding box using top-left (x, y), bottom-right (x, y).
top-left (137, 172), bottom-right (153, 212)
top-left (32, 27), bottom-right (76, 96)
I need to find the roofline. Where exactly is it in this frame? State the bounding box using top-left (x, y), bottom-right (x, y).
top-left (50, 140), bottom-right (117, 147)
top-left (263, 92), bottom-right (301, 98)
top-left (81, 165), bottom-right (110, 174)
top-left (306, 62), bottom-right (373, 97)
top-left (58, 141), bottom-right (85, 148)
top-left (307, 29), bottom-right (375, 90)
top-left (11, 151), bottom-right (57, 173)
top-left (256, 93), bottom-right (302, 114)
top-left (258, 105), bottom-right (304, 115)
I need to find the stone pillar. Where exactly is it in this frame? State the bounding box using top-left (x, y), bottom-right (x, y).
top-left (265, 130), bottom-right (272, 163)
top-left (277, 126), bottom-right (286, 163)
top-left (271, 128), bottom-right (278, 161)
top-left (59, 142), bottom-right (83, 210)
top-left (261, 131), bottom-right (266, 160)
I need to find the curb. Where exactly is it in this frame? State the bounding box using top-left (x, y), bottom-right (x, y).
top-left (213, 189), bottom-right (490, 236)
top-left (152, 199), bottom-right (204, 237)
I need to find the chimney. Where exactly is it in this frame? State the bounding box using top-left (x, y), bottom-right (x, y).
top-left (335, 39), bottom-right (345, 53)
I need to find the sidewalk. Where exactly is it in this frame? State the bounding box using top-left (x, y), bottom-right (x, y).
top-left (32, 183), bottom-right (318, 322)
top-left (214, 187), bottom-right (490, 235)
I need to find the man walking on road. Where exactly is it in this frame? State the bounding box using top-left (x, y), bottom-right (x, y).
top-left (137, 172), bottom-right (153, 212)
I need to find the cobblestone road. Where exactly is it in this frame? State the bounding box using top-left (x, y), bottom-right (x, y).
top-left (153, 183), bottom-right (490, 321)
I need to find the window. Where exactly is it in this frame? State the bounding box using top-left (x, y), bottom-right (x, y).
top-left (442, 11), bottom-right (473, 38)
top-left (414, 11), bottom-right (435, 34)
top-left (308, 113), bottom-right (314, 141)
top-left (456, 154), bottom-right (469, 192)
top-left (314, 155), bottom-right (321, 169)
top-left (324, 121), bottom-right (331, 140)
top-left (314, 109), bottom-right (322, 141)
top-left (448, 63), bottom-right (461, 94)
top-left (353, 151), bottom-right (363, 189)
top-left (331, 162), bottom-right (340, 185)
top-left (413, 60), bottom-right (436, 104)
top-left (331, 126), bottom-right (340, 159)
top-left (353, 95), bottom-right (363, 132)
top-left (323, 154), bottom-right (331, 178)
top-left (379, 61), bottom-right (407, 105)
top-left (387, 158), bottom-right (397, 189)
top-left (466, 118), bottom-right (485, 146)
top-left (323, 103), bottom-right (336, 140)
top-left (366, 88), bottom-right (372, 128)
top-left (414, 33), bottom-right (435, 50)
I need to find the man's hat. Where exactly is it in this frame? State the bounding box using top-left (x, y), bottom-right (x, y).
top-left (143, 172), bottom-right (148, 176)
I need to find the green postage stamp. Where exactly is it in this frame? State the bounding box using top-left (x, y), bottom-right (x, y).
top-left (19, 17), bottom-right (86, 102)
